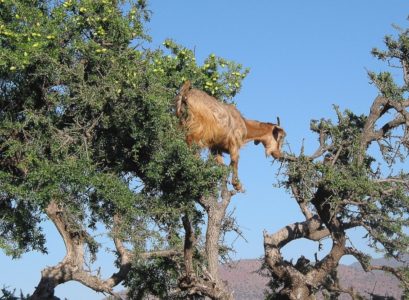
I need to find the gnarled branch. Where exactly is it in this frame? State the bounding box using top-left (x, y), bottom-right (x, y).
top-left (30, 202), bottom-right (180, 300)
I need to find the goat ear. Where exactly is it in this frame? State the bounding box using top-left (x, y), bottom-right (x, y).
top-left (254, 140), bottom-right (260, 145)
top-left (273, 126), bottom-right (283, 140)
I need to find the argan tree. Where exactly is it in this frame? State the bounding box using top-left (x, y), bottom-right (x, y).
top-left (263, 20), bottom-right (409, 299)
top-left (0, 1), bottom-right (247, 299)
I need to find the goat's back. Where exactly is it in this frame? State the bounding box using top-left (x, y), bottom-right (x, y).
top-left (182, 89), bottom-right (246, 152)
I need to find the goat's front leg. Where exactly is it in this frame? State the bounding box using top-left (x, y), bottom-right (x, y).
top-left (186, 135), bottom-right (194, 147)
top-left (229, 150), bottom-right (243, 192)
top-left (211, 149), bottom-right (224, 165)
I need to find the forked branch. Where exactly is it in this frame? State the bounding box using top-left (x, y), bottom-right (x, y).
top-left (30, 202), bottom-right (180, 300)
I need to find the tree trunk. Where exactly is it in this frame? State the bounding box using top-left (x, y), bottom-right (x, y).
top-left (179, 182), bottom-right (234, 300)
top-left (279, 285), bottom-right (315, 300)
top-left (205, 205), bottom-right (223, 282)
top-left (30, 201), bottom-right (85, 300)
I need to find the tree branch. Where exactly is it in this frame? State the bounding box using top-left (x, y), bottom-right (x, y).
top-left (324, 285), bottom-right (365, 300)
top-left (290, 183), bottom-right (313, 219)
top-left (305, 234), bottom-right (347, 286)
top-left (264, 216), bottom-right (330, 248)
top-left (182, 214), bottom-right (195, 277)
top-left (345, 247), bottom-right (408, 288)
top-left (178, 179), bottom-right (234, 300)
top-left (30, 203), bottom-right (181, 299)
top-left (359, 95), bottom-right (409, 164)
top-left (263, 215), bottom-right (333, 294)
top-left (179, 212), bottom-right (233, 300)
top-left (372, 115), bottom-right (406, 141)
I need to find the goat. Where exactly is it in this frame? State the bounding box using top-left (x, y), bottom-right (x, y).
top-left (175, 81), bottom-right (286, 191)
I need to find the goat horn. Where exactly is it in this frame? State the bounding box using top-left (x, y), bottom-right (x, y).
top-left (277, 117), bottom-right (280, 126)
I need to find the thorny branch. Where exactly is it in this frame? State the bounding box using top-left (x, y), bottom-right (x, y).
top-left (265, 86), bottom-right (409, 298)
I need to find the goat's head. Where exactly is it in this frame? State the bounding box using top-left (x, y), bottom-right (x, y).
top-left (254, 119), bottom-right (286, 159)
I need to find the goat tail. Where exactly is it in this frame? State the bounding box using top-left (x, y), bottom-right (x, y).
top-left (175, 80), bottom-right (191, 118)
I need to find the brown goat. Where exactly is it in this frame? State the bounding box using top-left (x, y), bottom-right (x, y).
top-left (175, 81), bottom-right (286, 191)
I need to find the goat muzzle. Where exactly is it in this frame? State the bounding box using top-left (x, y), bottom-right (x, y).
top-left (270, 150), bottom-right (282, 159)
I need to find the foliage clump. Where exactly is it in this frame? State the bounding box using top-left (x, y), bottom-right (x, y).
top-left (0, 0), bottom-right (248, 298)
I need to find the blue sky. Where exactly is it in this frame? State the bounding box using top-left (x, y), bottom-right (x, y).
top-left (1, 1), bottom-right (409, 299)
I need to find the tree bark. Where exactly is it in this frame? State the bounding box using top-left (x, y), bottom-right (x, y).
top-left (179, 181), bottom-right (234, 300)
top-left (263, 217), bottom-right (330, 300)
top-left (264, 88), bottom-right (409, 298)
top-left (30, 201), bottom-right (86, 300)
top-left (30, 202), bottom-right (179, 299)
top-left (205, 204), bottom-right (224, 282)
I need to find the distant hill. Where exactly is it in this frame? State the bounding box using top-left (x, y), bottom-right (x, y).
top-left (219, 259), bottom-right (268, 300)
top-left (219, 257), bottom-right (407, 300)
top-left (104, 257), bottom-right (407, 299)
